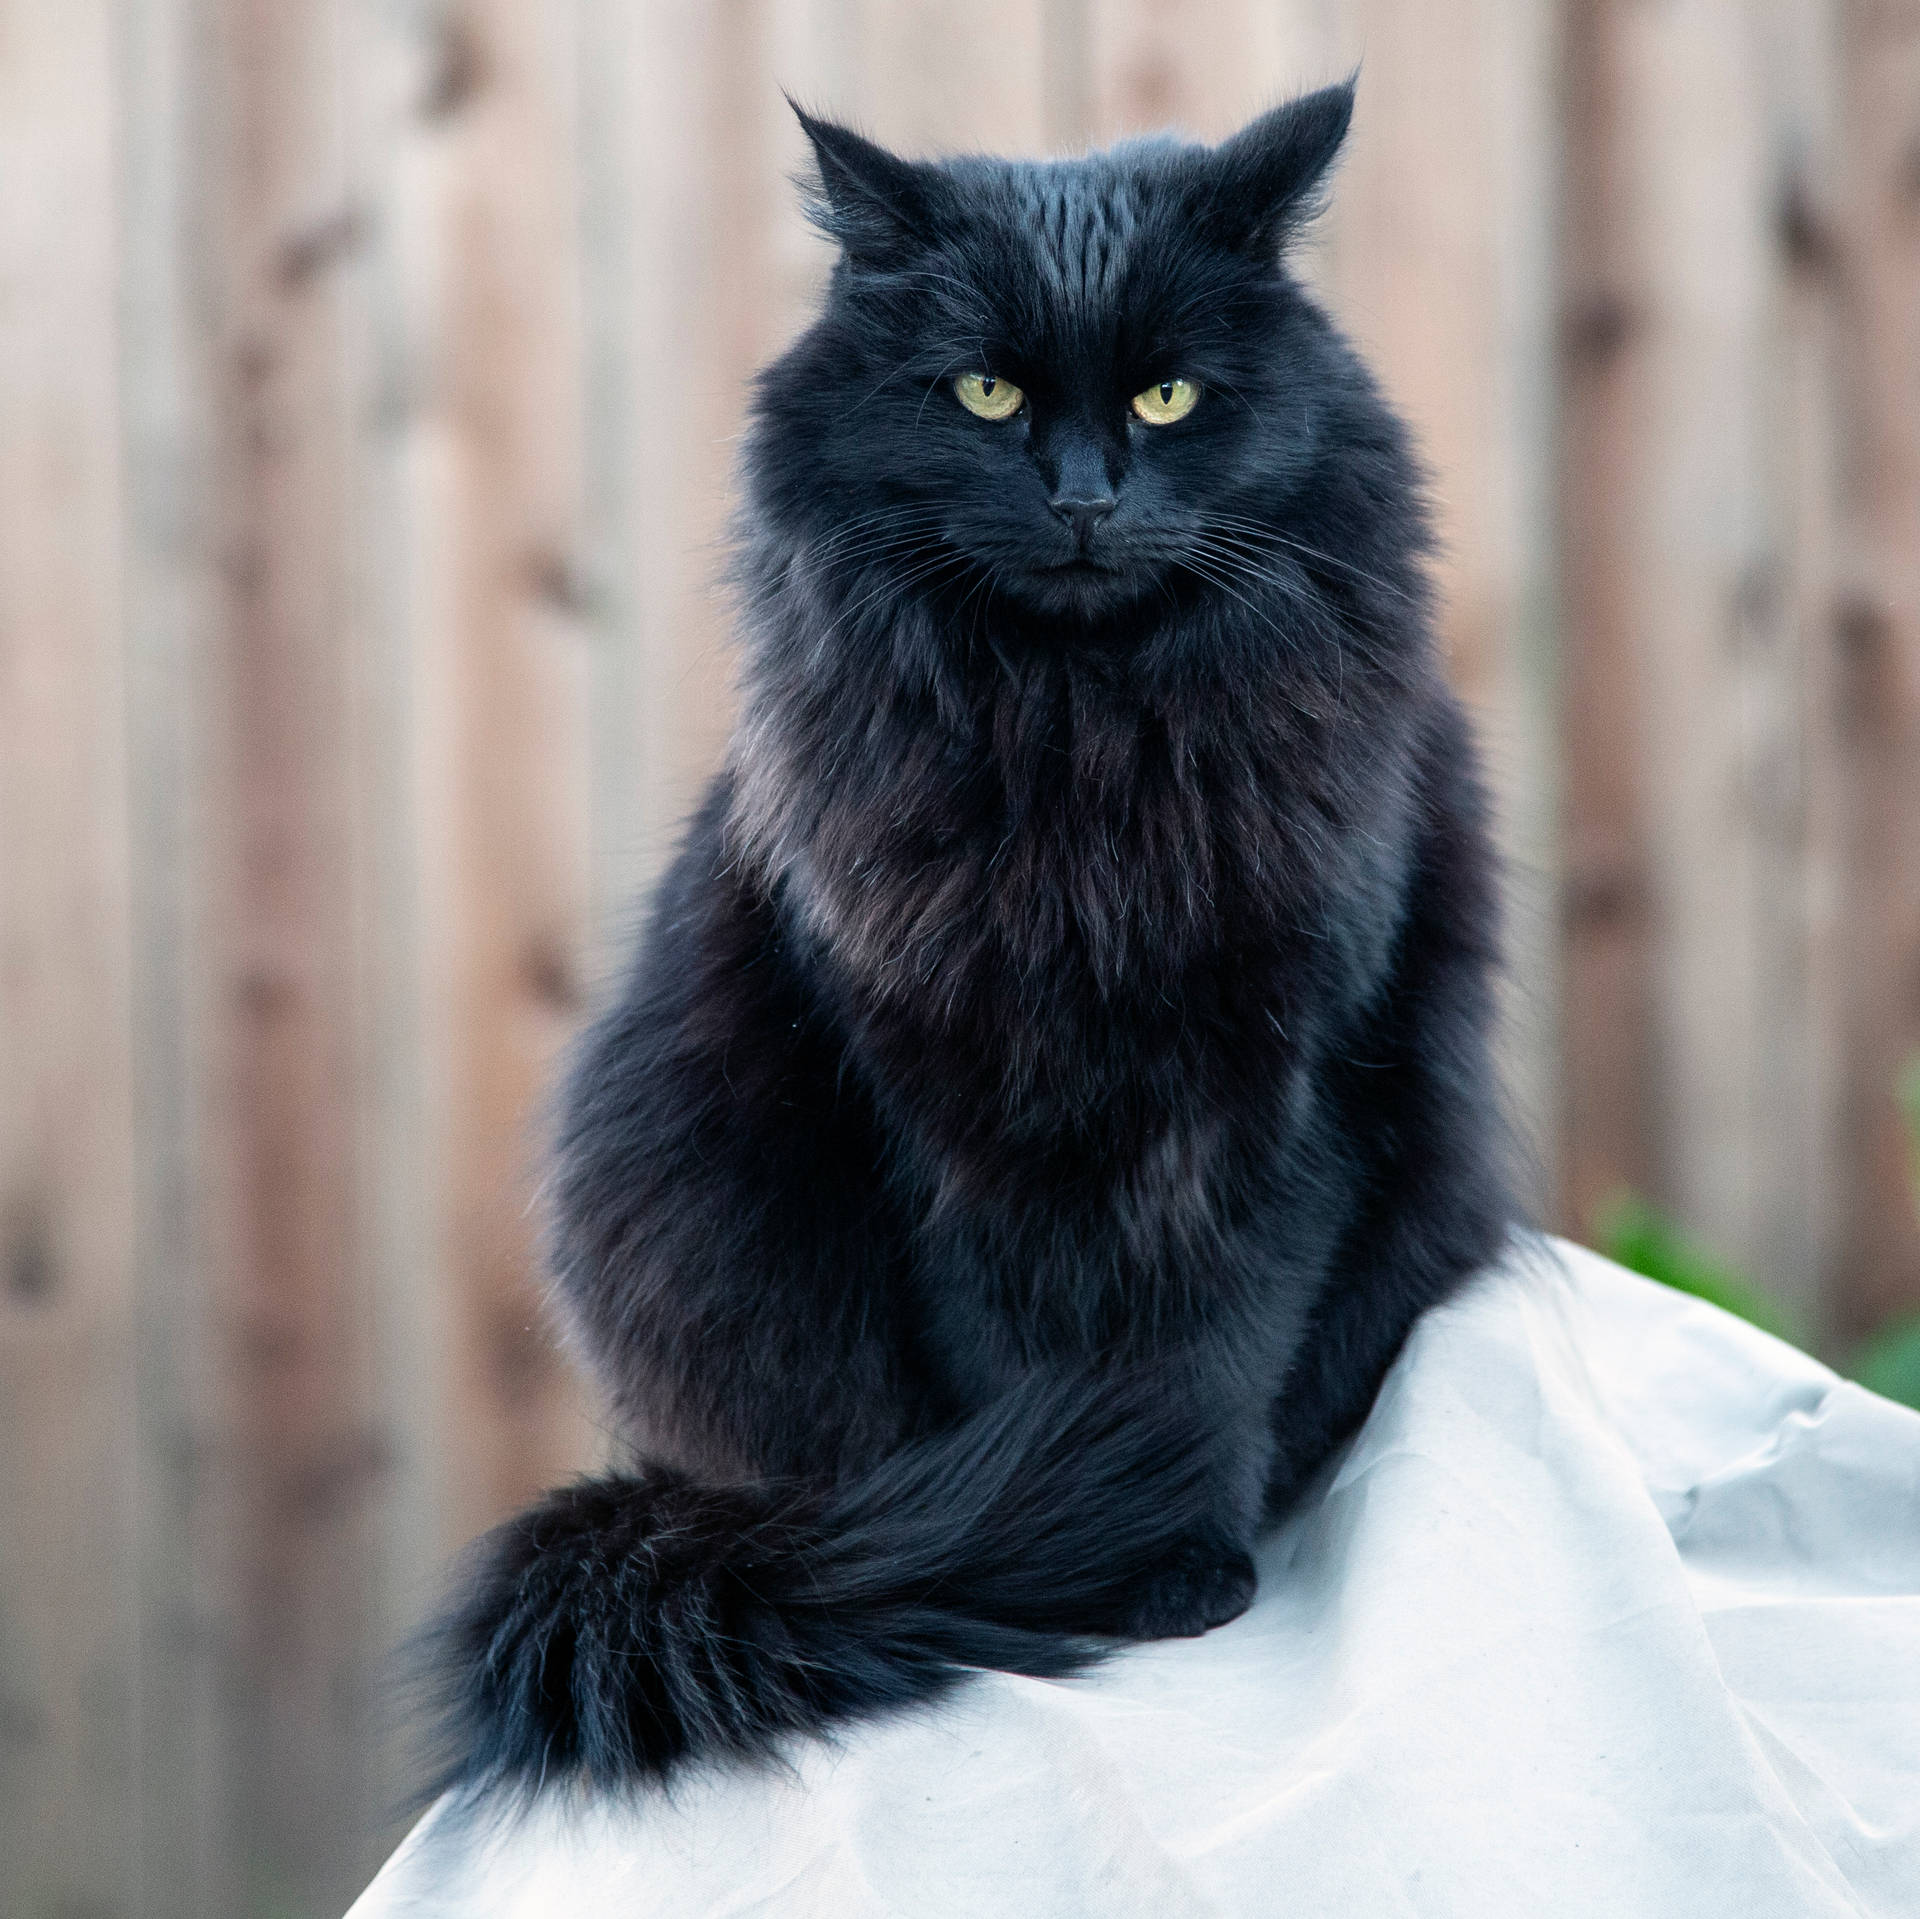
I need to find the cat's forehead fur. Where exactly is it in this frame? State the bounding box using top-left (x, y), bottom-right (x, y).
top-left (904, 146), bottom-right (1205, 360)
top-left (938, 146), bottom-right (1184, 317)
top-left (1004, 157), bottom-right (1146, 307)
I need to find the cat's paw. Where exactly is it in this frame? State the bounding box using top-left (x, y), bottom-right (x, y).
top-left (1112, 1540), bottom-right (1257, 1641)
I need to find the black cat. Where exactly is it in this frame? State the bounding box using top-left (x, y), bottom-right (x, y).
top-left (429, 80), bottom-right (1512, 1802)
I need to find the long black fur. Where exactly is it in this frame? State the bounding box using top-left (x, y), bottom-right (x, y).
top-left (428, 80), bottom-right (1514, 1804)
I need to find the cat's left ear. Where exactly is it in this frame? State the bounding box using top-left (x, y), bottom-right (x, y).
top-left (790, 102), bottom-right (946, 266)
top-left (1198, 80), bottom-right (1356, 257)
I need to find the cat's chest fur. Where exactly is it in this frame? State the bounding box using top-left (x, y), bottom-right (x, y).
top-left (730, 642), bottom-right (1400, 1239)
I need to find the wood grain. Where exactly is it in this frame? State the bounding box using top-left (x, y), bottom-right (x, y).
top-left (0, 4), bottom-right (137, 1912)
top-left (1831, 3), bottom-right (1920, 1338)
top-left (410, 0), bottom-right (599, 1558)
top-left (198, 3), bottom-right (387, 1907)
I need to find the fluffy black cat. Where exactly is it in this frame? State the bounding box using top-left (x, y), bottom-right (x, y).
top-left (430, 80), bottom-right (1512, 1802)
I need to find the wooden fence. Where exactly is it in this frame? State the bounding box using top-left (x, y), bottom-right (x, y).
top-left (1, 3), bottom-right (1915, 1914)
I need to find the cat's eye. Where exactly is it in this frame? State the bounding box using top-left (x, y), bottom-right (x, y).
top-left (954, 372), bottom-right (1025, 421)
top-left (1132, 378), bottom-right (1200, 426)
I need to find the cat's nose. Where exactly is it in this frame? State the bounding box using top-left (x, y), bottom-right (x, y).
top-left (1049, 493), bottom-right (1117, 546)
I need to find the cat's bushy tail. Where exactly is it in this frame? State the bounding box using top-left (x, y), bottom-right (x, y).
top-left (424, 1372), bottom-right (1216, 1802)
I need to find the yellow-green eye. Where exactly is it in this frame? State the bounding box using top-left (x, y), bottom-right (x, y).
top-left (954, 372), bottom-right (1024, 421)
top-left (1132, 377), bottom-right (1199, 425)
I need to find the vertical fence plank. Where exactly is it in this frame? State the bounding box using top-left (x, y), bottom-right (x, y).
top-left (410, 0), bottom-right (598, 1555)
top-left (338, 0), bottom-right (445, 1794)
top-left (1638, 0), bottom-right (1816, 1315)
top-left (1831, 3), bottom-right (1920, 1339)
top-left (1322, 0), bottom-right (1564, 1207)
top-left (196, 3), bottom-right (392, 1908)
top-left (580, 0), bottom-right (786, 953)
top-left (1754, 0), bottom-right (1844, 1337)
top-left (1558, 1), bottom-right (1834, 1322)
top-left (0, 4), bottom-right (138, 1914)
top-left (1088, 0), bottom-right (1321, 140)
top-left (118, 0), bottom-right (232, 1906)
top-left (1042, 0), bottom-right (1093, 151)
top-left (1557, 0), bottom-right (1660, 1238)
top-left (858, 0), bottom-right (1050, 150)
top-left (579, 0), bottom-right (700, 955)
top-left (1770, 2), bottom-right (1847, 1356)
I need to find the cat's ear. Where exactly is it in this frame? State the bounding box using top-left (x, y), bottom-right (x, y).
top-left (790, 102), bottom-right (944, 265)
top-left (1199, 80), bottom-right (1356, 257)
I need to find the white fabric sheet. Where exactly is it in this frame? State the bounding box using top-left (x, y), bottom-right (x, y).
top-left (349, 1237), bottom-right (1920, 1917)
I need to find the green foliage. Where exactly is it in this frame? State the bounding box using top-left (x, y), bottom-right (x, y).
top-left (1592, 1191), bottom-right (1797, 1343)
top-left (1853, 1314), bottom-right (1920, 1411)
top-left (1869, 1054), bottom-right (1920, 1410)
top-left (1901, 1053), bottom-right (1920, 1194)
top-left (1591, 1050), bottom-right (1920, 1413)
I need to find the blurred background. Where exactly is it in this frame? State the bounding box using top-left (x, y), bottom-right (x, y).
top-left (2, 2), bottom-right (1917, 1913)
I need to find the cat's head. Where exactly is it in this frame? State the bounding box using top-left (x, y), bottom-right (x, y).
top-left (746, 83), bottom-right (1362, 629)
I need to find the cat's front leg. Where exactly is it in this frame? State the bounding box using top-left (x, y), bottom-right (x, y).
top-left (1090, 1366), bottom-right (1275, 1640)
top-left (548, 788), bottom-right (928, 1483)
top-left (1111, 1534), bottom-right (1260, 1639)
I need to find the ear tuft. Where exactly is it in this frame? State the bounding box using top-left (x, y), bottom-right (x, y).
top-left (789, 100), bottom-right (940, 265)
top-left (1201, 79), bottom-right (1356, 258)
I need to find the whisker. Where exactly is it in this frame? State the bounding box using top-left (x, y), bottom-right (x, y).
top-left (1200, 513), bottom-right (1418, 607)
top-left (834, 549), bottom-right (971, 628)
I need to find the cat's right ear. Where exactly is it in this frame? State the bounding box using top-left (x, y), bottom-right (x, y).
top-left (790, 102), bottom-right (942, 266)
